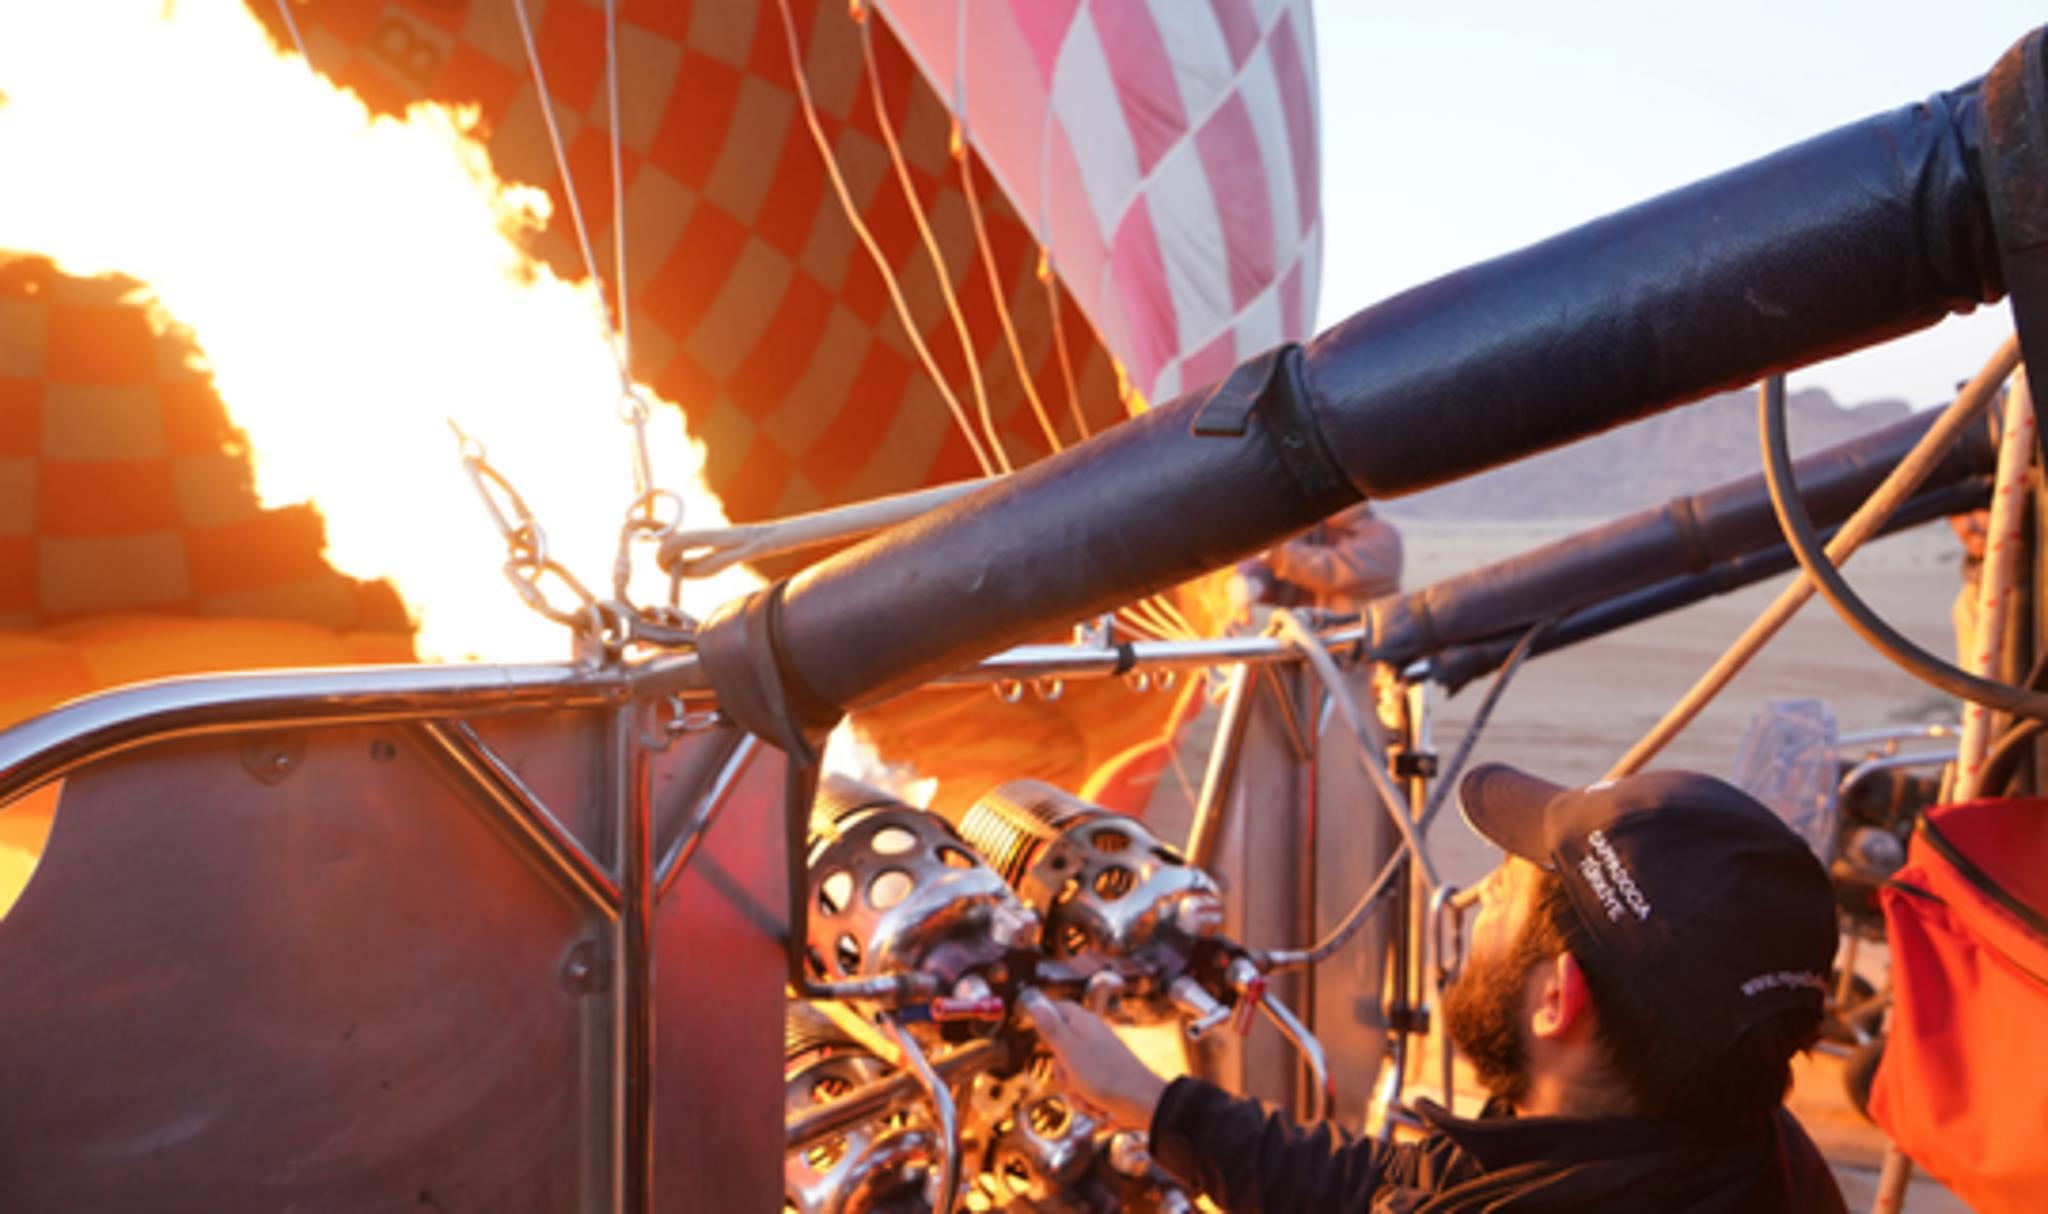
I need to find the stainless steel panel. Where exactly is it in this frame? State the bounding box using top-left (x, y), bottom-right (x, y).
top-left (1200, 667), bottom-right (1311, 1111)
top-left (0, 724), bottom-right (606, 1211)
top-left (1310, 671), bottom-right (1397, 1122)
top-left (1199, 665), bottom-right (1393, 1123)
top-left (652, 740), bottom-right (788, 1213)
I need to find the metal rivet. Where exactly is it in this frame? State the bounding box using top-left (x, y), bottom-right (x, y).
top-left (560, 940), bottom-right (608, 994)
top-left (238, 732), bottom-right (305, 785)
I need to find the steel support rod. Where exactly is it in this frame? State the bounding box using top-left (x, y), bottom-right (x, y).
top-left (415, 721), bottom-right (621, 918)
top-left (1186, 665), bottom-right (1256, 870)
top-left (612, 710), bottom-right (655, 1213)
top-left (655, 734), bottom-right (760, 903)
top-left (0, 662), bottom-right (644, 809)
top-left (660, 478), bottom-right (994, 577)
top-left (934, 629), bottom-right (1364, 686)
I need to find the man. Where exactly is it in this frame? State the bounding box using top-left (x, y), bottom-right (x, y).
top-left (1238, 500), bottom-right (1403, 615)
top-left (1024, 765), bottom-right (1848, 1212)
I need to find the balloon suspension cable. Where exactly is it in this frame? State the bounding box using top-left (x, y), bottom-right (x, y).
top-left (270, 0), bottom-right (309, 61)
top-left (1609, 337), bottom-right (2021, 778)
top-left (1137, 586), bottom-right (1202, 642)
top-left (1040, 269), bottom-right (1092, 442)
top-left (507, 0), bottom-right (627, 389)
top-left (601, 0), bottom-right (658, 505)
top-left (1418, 618), bottom-right (1554, 834)
top-left (771, 0), bottom-right (994, 477)
top-left (856, 19), bottom-right (1008, 475)
top-left (956, 153), bottom-right (1064, 454)
top-left (603, 0), bottom-right (634, 386)
top-left (1114, 606), bottom-right (1175, 643)
top-left (851, 8), bottom-right (1197, 640)
top-left (1759, 354), bottom-right (2048, 723)
top-left (1269, 609), bottom-right (1439, 890)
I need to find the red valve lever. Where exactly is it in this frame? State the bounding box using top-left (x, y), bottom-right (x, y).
top-left (930, 996), bottom-right (1007, 1022)
top-left (1231, 975), bottom-right (1267, 1036)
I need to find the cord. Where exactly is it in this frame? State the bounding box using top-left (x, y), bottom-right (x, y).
top-left (1759, 367), bottom-right (2048, 719)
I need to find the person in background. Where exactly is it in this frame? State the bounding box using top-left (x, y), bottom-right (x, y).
top-left (1022, 765), bottom-right (1847, 1213)
top-left (1237, 500), bottom-right (1403, 616)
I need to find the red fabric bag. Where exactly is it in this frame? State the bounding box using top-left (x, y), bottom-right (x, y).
top-left (1870, 796), bottom-right (2048, 1214)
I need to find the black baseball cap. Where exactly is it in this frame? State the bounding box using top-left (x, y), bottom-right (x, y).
top-left (1458, 764), bottom-right (1837, 1059)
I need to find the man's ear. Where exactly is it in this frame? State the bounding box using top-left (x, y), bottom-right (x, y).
top-left (1529, 951), bottom-right (1595, 1041)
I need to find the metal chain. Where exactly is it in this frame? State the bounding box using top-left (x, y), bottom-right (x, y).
top-left (619, 387), bottom-right (655, 501)
top-left (610, 485), bottom-right (700, 645)
top-left (453, 422), bottom-right (703, 654)
top-left (454, 424), bottom-right (610, 638)
top-left (479, 0), bottom-right (697, 656)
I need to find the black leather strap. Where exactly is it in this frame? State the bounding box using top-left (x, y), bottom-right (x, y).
top-left (695, 580), bottom-right (838, 762)
top-left (1191, 343), bottom-right (1349, 499)
top-left (1667, 496), bottom-right (1714, 575)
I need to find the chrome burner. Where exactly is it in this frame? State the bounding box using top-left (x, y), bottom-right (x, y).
top-left (784, 1005), bottom-right (934, 1214)
top-left (807, 777), bottom-right (1038, 989)
top-left (957, 781), bottom-right (1224, 964)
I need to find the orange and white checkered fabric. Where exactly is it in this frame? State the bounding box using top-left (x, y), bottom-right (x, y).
top-left (0, 257), bottom-right (410, 637)
top-left (264, 0), bottom-right (1142, 523)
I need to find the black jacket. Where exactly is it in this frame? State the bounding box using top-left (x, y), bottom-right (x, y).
top-left (1148, 1077), bottom-right (1847, 1212)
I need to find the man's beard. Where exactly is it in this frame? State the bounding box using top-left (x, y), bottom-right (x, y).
top-left (1440, 931), bottom-right (1545, 1106)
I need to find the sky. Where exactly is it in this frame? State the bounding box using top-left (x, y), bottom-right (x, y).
top-left (1310, 2), bottom-right (2038, 410)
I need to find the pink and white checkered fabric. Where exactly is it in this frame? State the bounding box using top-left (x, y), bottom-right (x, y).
top-left (874, 0), bottom-right (1322, 405)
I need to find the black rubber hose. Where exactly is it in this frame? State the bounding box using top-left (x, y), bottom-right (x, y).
top-left (1977, 717), bottom-right (2048, 797)
top-left (1758, 373), bottom-right (2048, 719)
top-left (1417, 618), bottom-right (1554, 835)
top-left (1970, 647), bottom-right (2048, 795)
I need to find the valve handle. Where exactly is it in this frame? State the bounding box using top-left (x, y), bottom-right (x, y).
top-left (929, 995), bottom-right (1007, 1022)
top-left (1230, 973), bottom-right (1267, 1036)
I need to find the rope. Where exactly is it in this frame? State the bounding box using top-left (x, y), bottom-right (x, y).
top-left (271, 0), bottom-right (310, 61)
top-left (1041, 269), bottom-right (1092, 442)
top-left (771, 0), bottom-right (994, 477)
top-left (603, 0), bottom-right (634, 385)
top-left (507, 0), bottom-right (627, 391)
top-left (958, 153), bottom-right (1063, 456)
top-left (857, 18), bottom-right (1008, 473)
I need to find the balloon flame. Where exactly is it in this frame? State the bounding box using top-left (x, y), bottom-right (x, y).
top-left (0, 2), bottom-right (756, 661)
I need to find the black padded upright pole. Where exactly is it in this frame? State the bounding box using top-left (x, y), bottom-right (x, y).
top-left (1364, 407), bottom-right (1999, 671)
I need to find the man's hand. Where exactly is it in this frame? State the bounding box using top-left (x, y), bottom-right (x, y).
top-left (1017, 990), bottom-right (1171, 1132)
